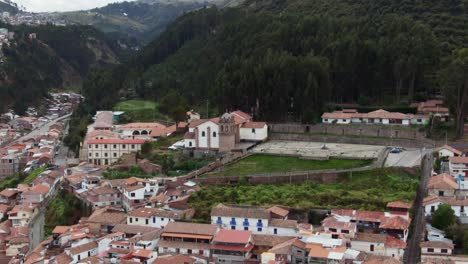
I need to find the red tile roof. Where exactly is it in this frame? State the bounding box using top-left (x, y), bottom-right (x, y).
top-left (322, 216), bottom-right (357, 230)
top-left (387, 201), bottom-right (412, 209)
top-left (131, 249), bottom-right (153, 258)
top-left (439, 145), bottom-right (463, 156)
top-left (184, 132), bottom-right (195, 139)
top-left (386, 235), bottom-right (406, 248)
top-left (449, 156), bottom-right (468, 164)
top-left (52, 226), bottom-right (70, 234)
top-left (427, 173), bottom-right (458, 190)
top-left (379, 216), bottom-right (411, 230)
top-left (232, 110), bottom-right (252, 120)
top-left (242, 122), bottom-right (267, 129)
top-left (267, 206), bottom-right (289, 217)
top-left (188, 118), bottom-right (220, 128)
top-left (30, 184), bottom-right (49, 195)
top-left (213, 229), bottom-right (252, 244)
top-left (420, 240), bottom-right (454, 249)
top-left (87, 139), bottom-right (146, 144)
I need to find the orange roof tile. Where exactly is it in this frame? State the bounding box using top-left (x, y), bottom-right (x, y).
top-left (427, 173), bottom-right (458, 190)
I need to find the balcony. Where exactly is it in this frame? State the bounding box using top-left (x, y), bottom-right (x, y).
top-left (216, 219), bottom-right (222, 225)
top-left (243, 221), bottom-right (249, 227)
top-left (256, 222), bottom-right (263, 228)
top-left (229, 220), bottom-right (236, 226)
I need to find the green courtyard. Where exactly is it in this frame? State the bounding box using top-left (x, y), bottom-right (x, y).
top-left (204, 154), bottom-right (373, 177)
top-left (190, 168), bottom-right (419, 221)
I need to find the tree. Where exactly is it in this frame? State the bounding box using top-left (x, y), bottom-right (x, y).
top-left (159, 91), bottom-right (189, 123)
top-left (439, 48), bottom-right (468, 138)
top-left (432, 204), bottom-right (457, 230)
top-left (141, 141), bottom-right (153, 156)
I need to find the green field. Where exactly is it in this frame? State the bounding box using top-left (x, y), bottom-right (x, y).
top-left (205, 154), bottom-right (373, 177)
top-left (113, 100), bottom-right (170, 123)
top-left (190, 168), bottom-right (419, 221)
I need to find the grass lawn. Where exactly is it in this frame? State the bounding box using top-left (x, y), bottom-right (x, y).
top-left (113, 100), bottom-right (170, 123)
top-left (205, 154), bottom-right (372, 177)
top-left (189, 168), bottom-right (419, 221)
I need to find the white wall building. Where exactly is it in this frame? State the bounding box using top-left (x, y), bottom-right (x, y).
top-left (86, 139), bottom-right (145, 166)
top-left (127, 207), bottom-right (181, 229)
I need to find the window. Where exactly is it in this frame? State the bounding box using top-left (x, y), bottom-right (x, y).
top-left (200, 250), bottom-right (204, 255)
top-left (131, 193), bottom-right (135, 197)
top-left (104, 153), bottom-right (108, 157)
top-left (88, 144), bottom-right (91, 149)
top-left (257, 227), bottom-right (262, 232)
top-left (332, 234), bottom-right (339, 239)
top-left (213, 132), bottom-right (217, 137)
top-left (439, 191), bottom-right (444, 196)
top-left (145, 219), bottom-right (149, 225)
top-left (129, 218), bottom-right (133, 223)
top-left (427, 248), bottom-right (434, 253)
top-left (244, 226), bottom-right (249, 230)
top-left (131, 144), bottom-right (135, 149)
top-left (463, 206), bottom-right (465, 213)
top-left (441, 249), bottom-right (448, 253)
top-left (231, 226), bottom-right (235, 230)
top-left (274, 228), bottom-right (277, 234)
top-left (252, 128), bottom-right (256, 133)
top-left (324, 119), bottom-right (328, 122)
top-left (329, 228), bottom-right (337, 232)
top-left (104, 144), bottom-right (108, 149)
top-left (78, 255), bottom-right (81, 261)
top-left (95, 153), bottom-right (99, 157)
top-left (113, 153), bottom-right (117, 157)
top-left (417, 119), bottom-right (422, 122)
top-left (113, 144), bottom-right (117, 149)
top-left (188, 249), bottom-right (192, 254)
top-left (88, 251), bottom-right (91, 257)
top-left (161, 218), bottom-right (164, 221)
top-left (202, 131), bottom-right (206, 137)
top-left (342, 229), bottom-right (349, 234)
top-left (89, 153), bottom-right (92, 157)
top-left (122, 144), bottom-right (126, 149)
top-left (431, 206), bottom-right (435, 212)
top-left (189, 142), bottom-right (192, 147)
top-left (135, 218), bottom-right (138, 222)
top-left (370, 244), bottom-right (374, 252)
top-left (95, 144), bottom-right (98, 148)
top-left (105, 159), bottom-right (109, 165)
top-left (153, 217), bottom-right (156, 223)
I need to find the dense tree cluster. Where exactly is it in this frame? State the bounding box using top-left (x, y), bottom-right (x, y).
top-left (82, 0), bottom-right (465, 123)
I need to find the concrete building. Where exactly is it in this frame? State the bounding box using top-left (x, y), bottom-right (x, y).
top-left (127, 207), bottom-right (181, 229)
top-left (86, 139), bottom-right (145, 166)
top-left (321, 109), bottom-right (429, 126)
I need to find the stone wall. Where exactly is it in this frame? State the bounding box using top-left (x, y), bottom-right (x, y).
top-left (269, 123), bottom-right (427, 140)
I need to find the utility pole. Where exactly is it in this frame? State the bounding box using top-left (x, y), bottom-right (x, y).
top-left (206, 99), bottom-right (209, 118)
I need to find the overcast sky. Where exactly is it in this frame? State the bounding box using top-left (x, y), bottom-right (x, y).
top-left (13, 0), bottom-right (135, 12)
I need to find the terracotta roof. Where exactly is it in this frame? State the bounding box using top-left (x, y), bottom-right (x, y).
top-left (123, 184), bottom-right (145, 192)
top-left (69, 241), bottom-right (98, 255)
top-left (213, 229), bottom-right (252, 244)
top-left (188, 118), bottom-right (220, 128)
top-left (52, 226), bottom-right (70, 234)
top-left (322, 109), bottom-right (411, 120)
top-left (379, 216), bottom-right (410, 230)
top-left (51, 253), bottom-right (72, 264)
top-left (131, 249), bottom-right (153, 258)
top-left (267, 206), bottom-right (289, 217)
top-left (0, 204), bottom-right (10, 213)
top-left (449, 156), bottom-right (468, 164)
top-left (86, 207), bottom-right (127, 225)
top-left (87, 139), bottom-right (146, 144)
top-left (439, 145), bottom-right (463, 156)
top-left (211, 204), bottom-right (271, 219)
top-left (352, 233), bottom-right (386, 243)
top-left (427, 174), bottom-right (458, 190)
top-left (322, 216), bottom-right (357, 230)
top-left (87, 186), bottom-right (118, 196)
top-left (121, 122), bottom-right (166, 129)
top-left (242, 122), bottom-right (267, 129)
top-left (29, 184), bottom-right (50, 195)
top-left (420, 240), bottom-right (454, 249)
top-left (307, 243), bottom-right (346, 259)
top-left (268, 238), bottom-right (298, 255)
top-left (9, 236), bottom-right (29, 244)
top-left (232, 110), bottom-right (252, 120)
top-left (251, 234), bottom-right (296, 247)
top-left (157, 239), bottom-right (211, 250)
top-left (128, 229), bottom-right (162, 243)
top-left (154, 255), bottom-right (196, 264)
top-left (423, 195), bottom-right (468, 206)
top-left (387, 201), bottom-right (412, 209)
top-left (163, 222), bottom-right (218, 236)
top-left (0, 189), bottom-right (18, 198)
top-left (129, 208), bottom-right (180, 219)
top-left (269, 219), bottom-right (298, 229)
top-left (184, 132), bottom-right (195, 139)
top-left (363, 256), bottom-right (402, 264)
top-left (386, 235), bottom-right (406, 248)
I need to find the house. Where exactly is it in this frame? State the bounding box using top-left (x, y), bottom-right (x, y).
top-left (157, 222), bottom-right (218, 257)
top-left (350, 233), bottom-right (405, 258)
top-left (321, 109), bottom-right (428, 126)
top-left (423, 196), bottom-right (468, 223)
top-left (0, 189), bottom-right (19, 204)
top-left (321, 216), bottom-right (357, 238)
top-left (0, 152), bottom-right (22, 179)
top-left (187, 110), bottom-right (201, 122)
top-left (85, 139), bottom-right (146, 166)
top-left (112, 224), bottom-right (159, 238)
top-left (420, 241), bottom-right (454, 256)
top-left (88, 111), bottom-right (114, 133)
top-left (129, 229), bottom-right (162, 250)
top-left (211, 204), bottom-right (272, 235)
top-left (84, 207), bottom-right (127, 233)
top-left (81, 186), bottom-right (121, 208)
top-left (438, 145), bottom-right (463, 159)
top-left (127, 207), bottom-right (182, 228)
top-left (378, 216), bottom-right (411, 241)
top-left (415, 100), bottom-right (450, 120)
top-left (8, 203), bottom-right (38, 227)
top-left (126, 249), bottom-right (158, 263)
top-left (251, 234), bottom-right (296, 260)
top-left (307, 243), bottom-right (347, 264)
top-left (66, 240), bottom-right (98, 263)
top-left (184, 110), bottom-right (268, 153)
top-left (122, 177), bottom-right (158, 210)
top-left (82, 175), bottom-right (101, 191)
top-left (449, 156), bottom-right (468, 177)
top-left (116, 122), bottom-right (169, 140)
top-left (211, 229), bottom-right (254, 263)
top-left (427, 173), bottom-right (458, 197)
top-left (21, 184), bottom-right (50, 203)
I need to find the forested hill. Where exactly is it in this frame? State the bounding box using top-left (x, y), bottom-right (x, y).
top-left (82, 0), bottom-right (468, 122)
top-left (0, 24), bottom-right (121, 114)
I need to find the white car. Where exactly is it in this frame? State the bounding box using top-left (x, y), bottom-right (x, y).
top-left (169, 140), bottom-right (185, 150)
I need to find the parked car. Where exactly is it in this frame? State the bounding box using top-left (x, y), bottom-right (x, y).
top-left (390, 147), bottom-right (404, 154)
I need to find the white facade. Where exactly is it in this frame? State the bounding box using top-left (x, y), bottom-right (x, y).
top-left (449, 161), bottom-right (468, 177)
top-left (240, 125), bottom-right (268, 141)
top-left (127, 215), bottom-right (175, 229)
top-left (195, 121), bottom-right (219, 149)
top-left (158, 244), bottom-right (210, 257)
top-left (70, 248), bottom-right (98, 263)
top-left (439, 148), bottom-right (457, 158)
top-left (421, 247), bottom-right (452, 255)
top-left (266, 226), bottom-right (298, 236)
top-left (212, 215), bottom-right (269, 234)
top-left (350, 240), bottom-right (402, 258)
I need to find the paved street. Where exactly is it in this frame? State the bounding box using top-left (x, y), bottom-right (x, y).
top-left (15, 113), bottom-right (72, 143)
top-left (384, 148), bottom-right (432, 167)
top-left (404, 154), bottom-right (433, 264)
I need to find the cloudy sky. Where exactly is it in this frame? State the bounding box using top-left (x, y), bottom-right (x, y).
top-left (13, 0), bottom-right (134, 12)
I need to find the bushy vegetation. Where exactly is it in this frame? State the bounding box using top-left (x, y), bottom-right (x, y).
top-left (103, 166), bottom-right (156, 180)
top-left (44, 190), bottom-right (92, 237)
top-left (189, 168), bottom-right (419, 221)
top-left (22, 166), bottom-right (47, 185)
top-left (205, 155), bottom-right (372, 177)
